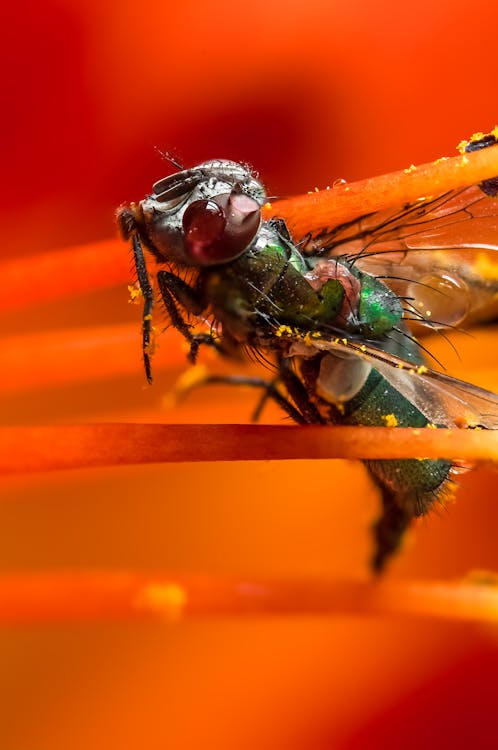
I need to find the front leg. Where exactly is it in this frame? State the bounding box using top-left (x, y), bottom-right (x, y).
top-left (156, 271), bottom-right (222, 363)
top-left (119, 208), bottom-right (158, 383)
top-left (128, 230), bottom-right (155, 383)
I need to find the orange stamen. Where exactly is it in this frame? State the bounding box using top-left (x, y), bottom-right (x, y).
top-left (0, 571), bottom-right (497, 624)
top-left (264, 144), bottom-right (498, 237)
top-left (1, 424), bottom-right (498, 474)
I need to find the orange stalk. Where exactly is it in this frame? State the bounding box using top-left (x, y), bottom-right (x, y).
top-left (0, 570), bottom-right (497, 624)
top-left (0, 238), bottom-right (127, 312)
top-left (2, 423), bottom-right (498, 474)
top-left (0, 325), bottom-right (184, 393)
top-left (264, 143), bottom-right (498, 237)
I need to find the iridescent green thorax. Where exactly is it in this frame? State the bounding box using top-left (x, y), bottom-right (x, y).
top-left (204, 228), bottom-right (346, 341)
top-left (357, 272), bottom-right (403, 337)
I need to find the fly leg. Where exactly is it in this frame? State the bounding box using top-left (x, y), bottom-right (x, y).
top-left (156, 270), bottom-right (223, 362)
top-left (119, 208), bottom-right (221, 378)
top-left (191, 374), bottom-right (309, 423)
top-left (275, 355), bottom-right (325, 425)
top-left (118, 208), bottom-right (159, 383)
top-left (129, 234), bottom-right (155, 383)
top-left (370, 485), bottom-right (413, 574)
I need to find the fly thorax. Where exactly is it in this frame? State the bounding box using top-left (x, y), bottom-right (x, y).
top-left (316, 351), bottom-right (372, 405)
top-left (357, 273), bottom-right (403, 337)
top-left (252, 225), bottom-right (307, 273)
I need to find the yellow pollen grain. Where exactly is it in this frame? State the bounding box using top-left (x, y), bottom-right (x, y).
top-left (128, 284), bottom-right (143, 304)
top-left (417, 365), bottom-right (428, 375)
top-left (382, 413), bottom-right (399, 427)
top-left (404, 164), bottom-right (417, 174)
top-left (276, 325), bottom-right (293, 337)
top-left (341, 338), bottom-right (348, 346)
top-left (426, 423), bottom-right (438, 429)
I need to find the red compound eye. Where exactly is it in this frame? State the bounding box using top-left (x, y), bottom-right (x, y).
top-left (182, 191), bottom-right (261, 265)
top-left (182, 199), bottom-right (226, 254)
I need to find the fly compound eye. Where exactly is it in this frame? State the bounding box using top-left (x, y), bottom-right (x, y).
top-left (182, 198), bottom-right (226, 257)
top-left (182, 191), bottom-right (261, 265)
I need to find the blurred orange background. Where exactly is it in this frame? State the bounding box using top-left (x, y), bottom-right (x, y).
top-left (2, 0), bottom-right (498, 747)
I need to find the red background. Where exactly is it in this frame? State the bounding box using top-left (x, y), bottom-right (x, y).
top-left (2, 0), bottom-right (498, 748)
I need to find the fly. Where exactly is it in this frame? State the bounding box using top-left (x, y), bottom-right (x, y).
top-left (118, 133), bottom-right (498, 572)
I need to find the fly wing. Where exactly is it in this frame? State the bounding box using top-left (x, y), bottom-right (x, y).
top-left (302, 335), bottom-right (498, 428)
top-left (307, 186), bottom-right (498, 329)
top-left (309, 186), bottom-right (498, 256)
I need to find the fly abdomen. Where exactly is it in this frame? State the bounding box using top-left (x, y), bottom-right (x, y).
top-left (313, 333), bottom-right (452, 518)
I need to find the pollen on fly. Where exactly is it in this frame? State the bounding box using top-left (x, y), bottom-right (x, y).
top-left (118, 132), bottom-right (498, 573)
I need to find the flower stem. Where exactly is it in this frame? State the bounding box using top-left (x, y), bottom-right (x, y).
top-left (1, 423), bottom-right (498, 474)
top-left (265, 143), bottom-right (498, 236)
top-left (0, 571), bottom-right (497, 624)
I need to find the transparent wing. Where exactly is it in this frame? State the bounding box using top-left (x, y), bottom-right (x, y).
top-left (306, 185), bottom-right (498, 329)
top-left (296, 334), bottom-right (498, 428)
